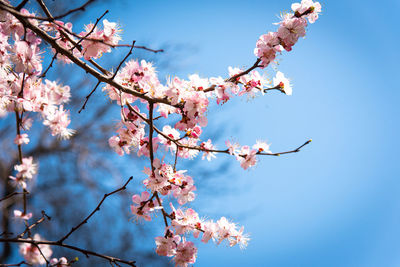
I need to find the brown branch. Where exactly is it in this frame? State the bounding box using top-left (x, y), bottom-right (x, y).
top-left (0, 238), bottom-right (136, 266)
top-left (14, 110), bottom-right (28, 215)
top-left (258, 139), bottom-right (312, 156)
top-left (17, 211), bottom-right (50, 238)
top-left (173, 149), bottom-right (179, 171)
top-left (15, 0), bottom-right (28, 11)
top-left (39, 52), bottom-right (58, 78)
top-left (148, 103), bottom-right (155, 173)
top-left (154, 125), bottom-right (311, 158)
top-left (111, 41), bottom-right (136, 80)
top-left (131, 45), bottom-right (163, 54)
top-left (0, 261), bottom-right (31, 266)
top-left (203, 59), bottom-right (262, 93)
top-left (57, 176), bottom-right (133, 243)
top-left (35, 0), bottom-right (53, 19)
top-left (52, 0), bottom-right (97, 20)
top-left (31, 242), bottom-right (49, 265)
top-left (0, 192), bottom-right (24, 203)
top-left (78, 80), bottom-right (101, 113)
top-left (154, 193), bottom-right (169, 228)
top-left (15, 112), bottom-right (23, 164)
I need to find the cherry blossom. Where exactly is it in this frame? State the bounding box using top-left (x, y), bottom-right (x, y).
top-left (173, 238), bottom-right (197, 267)
top-left (19, 234), bottom-right (53, 265)
top-left (13, 209), bottom-right (32, 220)
top-left (273, 71), bottom-right (293, 95)
top-left (49, 257), bottom-right (69, 267)
top-left (14, 133), bottom-right (29, 145)
top-left (238, 146), bottom-right (258, 170)
top-left (292, 0), bottom-right (322, 23)
top-left (131, 191), bottom-right (160, 221)
top-left (13, 156), bottom-right (37, 180)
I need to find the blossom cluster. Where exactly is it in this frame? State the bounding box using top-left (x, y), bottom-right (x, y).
top-left (254, 0), bottom-right (321, 67)
top-left (153, 206), bottom-right (249, 266)
top-left (9, 156), bottom-right (37, 189)
top-left (18, 234), bottom-right (70, 266)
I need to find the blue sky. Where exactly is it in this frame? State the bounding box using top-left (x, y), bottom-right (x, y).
top-left (97, 0), bottom-right (400, 266)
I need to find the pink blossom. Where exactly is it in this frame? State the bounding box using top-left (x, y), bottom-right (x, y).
top-left (102, 19), bottom-right (121, 45)
top-left (277, 15), bottom-right (307, 51)
top-left (215, 217), bottom-right (237, 245)
top-left (80, 23), bottom-right (107, 60)
top-left (14, 133), bottom-right (29, 145)
top-left (172, 174), bottom-right (196, 205)
top-left (173, 238), bottom-right (197, 267)
top-left (254, 32), bottom-right (282, 68)
top-left (252, 140), bottom-right (271, 153)
top-left (178, 138), bottom-right (199, 159)
top-left (273, 71), bottom-right (293, 95)
top-left (19, 234), bottom-right (53, 265)
top-left (200, 139), bottom-right (216, 161)
top-left (187, 125), bottom-right (202, 139)
top-left (109, 135), bottom-right (129, 156)
top-left (226, 140), bottom-right (240, 155)
top-left (171, 205), bottom-right (201, 237)
top-left (49, 257), bottom-right (69, 267)
top-left (13, 209), bottom-right (32, 220)
top-left (143, 159), bottom-right (170, 191)
top-left (292, 0), bottom-right (322, 23)
top-left (131, 191), bottom-right (159, 221)
top-left (201, 221), bottom-right (217, 243)
top-left (238, 70), bottom-right (267, 97)
top-left (9, 175), bottom-right (26, 189)
top-left (14, 156), bottom-right (37, 180)
top-left (44, 80), bottom-right (71, 105)
top-left (42, 105), bottom-right (75, 139)
top-left (158, 125), bottom-right (180, 153)
top-left (11, 40), bottom-right (42, 74)
top-left (238, 146), bottom-right (257, 170)
top-left (228, 226), bottom-right (250, 249)
top-left (155, 233), bottom-right (180, 257)
top-left (137, 137), bottom-right (160, 157)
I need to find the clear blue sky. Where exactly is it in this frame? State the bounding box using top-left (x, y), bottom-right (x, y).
top-left (101, 0), bottom-right (399, 266)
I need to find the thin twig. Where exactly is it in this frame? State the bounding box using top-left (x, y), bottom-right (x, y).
top-left (57, 176), bottom-right (133, 243)
top-left (0, 261), bottom-right (32, 266)
top-left (154, 123), bottom-right (312, 157)
top-left (39, 52), bottom-right (58, 78)
top-left (31, 242), bottom-right (49, 265)
top-left (111, 41), bottom-right (136, 80)
top-left (131, 45), bottom-right (163, 53)
top-left (0, 238), bottom-right (136, 266)
top-left (18, 211), bottom-right (51, 238)
top-left (203, 59), bottom-right (262, 93)
top-left (154, 193), bottom-right (169, 228)
top-left (78, 80), bottom-right (101, 113)
top-left (52, 0), bottom-right (96, 20)
top-left (148, 103), bottom-right (155, 173)
top-left (0, 192), bottom-right (24, 202)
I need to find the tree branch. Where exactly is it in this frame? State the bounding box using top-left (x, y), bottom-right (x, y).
top-left (57, 176), bottom-right (133, 243)
top-left (0, 238), bottom-right (136, 266)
